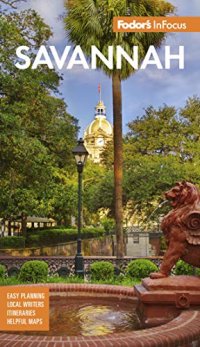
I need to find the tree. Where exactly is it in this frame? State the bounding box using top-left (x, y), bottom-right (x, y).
top-left (84, 161), bottom-right (115, 218)
top-left (123, 98), bottom-right (200, 223)
top-left (0, 8), bottom-right (79, 235)
top-left (77, 97), bottom-right (200, 229)
top-left (127, 105), bottom-right (184, 156)
top-left (179, 96), bottom-right (200, 161)
top-left (49, 174), bottom-right (77, 225)
top-left (65, 0), bottom-right (174, 257)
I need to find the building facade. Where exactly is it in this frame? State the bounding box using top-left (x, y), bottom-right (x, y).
top-left (84, 99), bottom-right (113, 163)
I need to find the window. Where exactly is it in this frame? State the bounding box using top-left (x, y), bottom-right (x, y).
top-left (133, 235), bottom-right (139, 244)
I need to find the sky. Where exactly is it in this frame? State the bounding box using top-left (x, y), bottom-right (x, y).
top-left (17, 0), bottom-right (200, 136)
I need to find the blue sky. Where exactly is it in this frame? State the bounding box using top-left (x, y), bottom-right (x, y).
top-left (18, 0), bottom-right (200, 136)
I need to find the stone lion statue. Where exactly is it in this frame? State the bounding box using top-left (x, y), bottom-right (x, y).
top-left (151, 181), bottom-right (200, 279)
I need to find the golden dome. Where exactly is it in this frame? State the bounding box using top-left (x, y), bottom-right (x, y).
top-left (83, 95), bottom-right (113, 163)
top-left (84, 117), bottom-right (113, 137)
top-left (84, 99), bottom-right (112, 137)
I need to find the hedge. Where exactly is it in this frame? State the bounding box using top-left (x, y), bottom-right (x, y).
top-left (0, 236), bottom-right (25, 249)
top-left (26, 227), bottom-right (105, 247)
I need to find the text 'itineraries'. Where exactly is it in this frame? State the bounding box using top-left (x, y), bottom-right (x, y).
top-left (0, 286), bottom-right (49, 331)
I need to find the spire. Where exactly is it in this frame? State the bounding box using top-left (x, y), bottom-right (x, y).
top-left (98, 83), bottom-right (102, 102)
top-left (95, 84), bottom-right (106, 118)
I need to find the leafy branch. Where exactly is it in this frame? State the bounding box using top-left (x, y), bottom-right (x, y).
top-left (0, 0), bottom-right (26, 9)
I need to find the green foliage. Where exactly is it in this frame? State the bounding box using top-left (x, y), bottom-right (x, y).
top-left (0, 8), bottom-right (79, 230)
top-left (65, 0), bottom-right (174, 253)
top-left (90, 261), bottom-right (114, 281)
top-left (26, 227), bottom-right (105, 247)
top-left (124, 99), bottom-right (200, 220)
top-left (0, 264), bottom-right (6, 278)
top-left (83, 98), bottom-right (200, 222)
top-left (0, 275), bottom-right (140, 287)
top-left (26, 234), bottom-right (40, 247)
top-left (19, 261), bottom-right (48, 283)
top-left (50, 177), bottom-right (78, 225)
top-left (127, 105), bottom-right (182, 156)
top-left (101, 217), bottom-right (115, 234)
top-left (39, 229), bottom-right (78, 245)
top-left (82, 227), bottom-right (105, 238)
top-left (47, 276), bottom-right (85, 284)
top-left (90, 276), bottom-right (140, 287)
top-left (0, 236), bottom-right (25, 249)
top-left (0, 277), bottom-right (21, 286)
top-left (174, 260), bottom-right (200, 276)
top-left (65, 0), bottom-right (174, 79)
top-left (126, 259), bottom-right (158, 279)
top-left (84, 169), bottom-right (115, 217)
top-left (83, 162), bottom-right (114, 217)
top-left (82, 98), bottom-right (200, 223)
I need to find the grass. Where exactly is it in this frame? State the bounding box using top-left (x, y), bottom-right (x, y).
top-left (47, 276), bottom-right (85, 284)
top-left (0, 276), bottom-right (140, 286)
top-left (0, 277), bottom-right (22, 286)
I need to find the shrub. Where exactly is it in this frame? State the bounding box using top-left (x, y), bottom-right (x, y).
top-left (174, 260), bottom-right (200, 276)
top-left (126, 259), bottom-right (158, 279)
top-left (0, 264), bottom-right (6, 278)
top-left (90, 261), bottom-right (114, 281)
top-left (0, 236), bottom-right (25, 249)
top-left (82, 227), bottom-right (105, 239)
top-left (26, 227), bottom-right (105, 247)
top-left (26, 235), bottom-right (40, 247)
top-left (19, 260), bottom-right (48, 283)
top-left (101, 217), bottom-right (115, 234)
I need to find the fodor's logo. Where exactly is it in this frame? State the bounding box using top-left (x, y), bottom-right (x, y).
top-left (113, 17), bottom-right (200, 32)
top-left (117, 19), bottom-right (152, 30)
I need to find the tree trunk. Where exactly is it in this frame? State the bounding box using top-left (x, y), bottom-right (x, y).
top-left (8, 220), bottom-right (12, 236)
top-left (112, 71), bottom-right (124, 258)
top-left (21, 213), bottom-right (27, 238)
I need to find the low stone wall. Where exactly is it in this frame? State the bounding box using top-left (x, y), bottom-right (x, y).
top-left (0, 284), bottom-right (199, 347)
top-left (0, 236), bottom-right (114, 257)
top-left (0, 256), bottom-right (163, 276)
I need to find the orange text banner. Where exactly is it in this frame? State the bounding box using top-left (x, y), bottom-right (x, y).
top-left (113, 17), bottom-right (200, 32)
top-left (0, 286), bottom-right (49, 331)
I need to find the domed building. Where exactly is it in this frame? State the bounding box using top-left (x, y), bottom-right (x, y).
top-left (84, 98), bottom-right (113, 163)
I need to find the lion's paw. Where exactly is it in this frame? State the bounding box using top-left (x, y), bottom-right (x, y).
top-left (150, 272), bottom-right (168, 279)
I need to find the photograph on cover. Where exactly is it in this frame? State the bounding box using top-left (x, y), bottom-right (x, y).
top-left (1, 0), bottom-right (200, 343)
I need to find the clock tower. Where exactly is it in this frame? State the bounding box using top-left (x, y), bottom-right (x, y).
top-left (84, 92), bottom-right (113, 163)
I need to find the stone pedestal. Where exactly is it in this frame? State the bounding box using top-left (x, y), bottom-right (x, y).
top-left (135, 275), bottom-right (200, 328)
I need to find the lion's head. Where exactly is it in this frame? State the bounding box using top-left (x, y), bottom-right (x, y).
top-left (165, 181), bottom-right (200, 208)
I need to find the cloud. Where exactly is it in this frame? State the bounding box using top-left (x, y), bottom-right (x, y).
top-left (16, 0), bottom-right (200, 134)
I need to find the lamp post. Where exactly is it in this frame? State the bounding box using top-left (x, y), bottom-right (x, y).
top-left (72, 138), bottom-right (89, 277)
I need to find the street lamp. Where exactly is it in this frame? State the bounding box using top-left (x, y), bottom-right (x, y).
top-left (72, 138), bottom-right (89, 276)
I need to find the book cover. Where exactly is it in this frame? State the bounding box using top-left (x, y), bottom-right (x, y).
top-left (0, 0), bottom-right (200, 344)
